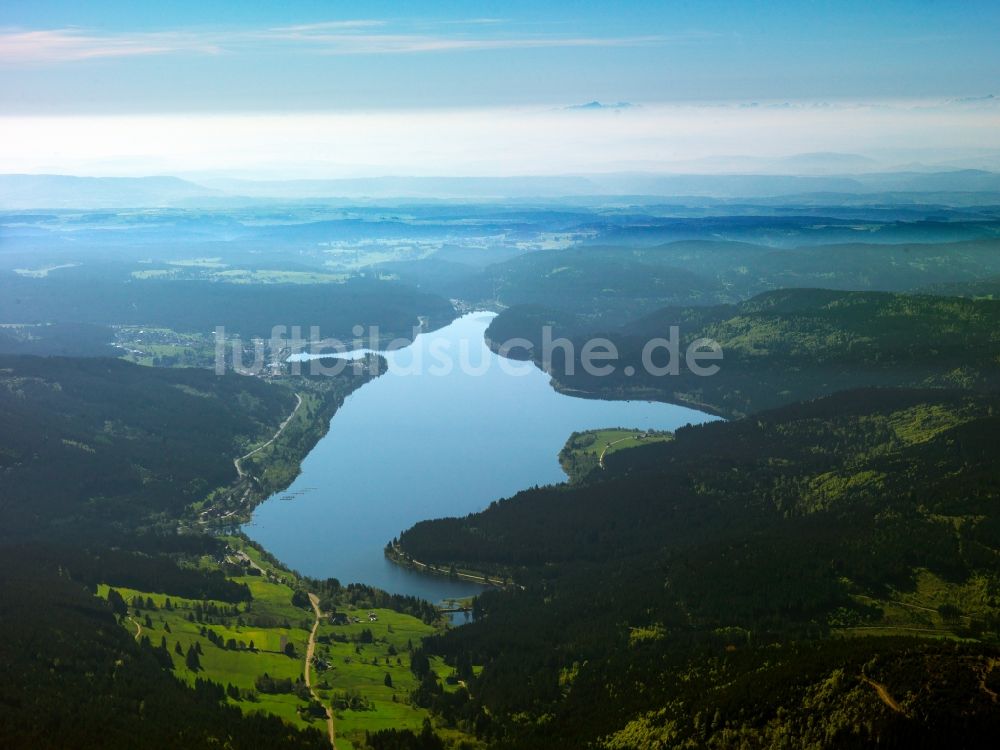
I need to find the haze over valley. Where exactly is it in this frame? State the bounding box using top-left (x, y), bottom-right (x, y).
top-left (3, 2), bottom-right (1000, 750)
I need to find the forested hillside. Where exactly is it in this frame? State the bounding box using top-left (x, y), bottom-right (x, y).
top-left (0, 546), bottom-right (331, 750)
top-left (468, 239), bottom-right (1000, 326)
top-left (0, 274), bottom-right (456, 341)
top-left (397, 388), bottom-right (1000, 748)
top-left (486, 289), bottom-right (1000, 416)
top-left (0, 354), bottom-right (297, 540)
top-left (0, 354), bottom-right (375, 748)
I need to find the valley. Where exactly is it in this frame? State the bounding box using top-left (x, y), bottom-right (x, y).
top-left (2, 195), bottom-right (1000, 750)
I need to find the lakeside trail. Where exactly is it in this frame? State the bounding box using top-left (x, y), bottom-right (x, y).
top-left (387, 541), bottom-right (513, 588)
top-left (306, 592), bottom-right (337, 749)
top-left (234, 392), bottom-right (303, 478)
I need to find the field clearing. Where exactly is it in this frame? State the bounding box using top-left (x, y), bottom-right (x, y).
top-left (312, 605), bottom-right (451, 746)
top-left (834, 568), bottom-right (1000, 641)
top-left (560, 427), bottom-right (673, 481)
top-left (98, 536), bottom-right (480, 746)
top-left (131, 267), bottom-right (349, 283)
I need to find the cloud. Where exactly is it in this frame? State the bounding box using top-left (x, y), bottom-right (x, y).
top-left (267, 21), bottom-right (387, 33)
top-left (0, 28), bottom-right (223, 63)
top-left (296, 34), bottom-right (668, 55)
top-left (4, 102), bottom-right (998, 179)
top-left (438, 18), bottom-right (508, 26)
top-left (0, 21), bottom-right (683, 65)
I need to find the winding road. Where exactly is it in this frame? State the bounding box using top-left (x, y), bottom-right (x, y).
top-left (234, 393), bottom-right (303, 478)
top-left (306, 592), bottom-right (337, 749)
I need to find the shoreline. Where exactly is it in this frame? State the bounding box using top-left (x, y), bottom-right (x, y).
top-left (384, 541), bottom-right (516, 590)
top-left (482, 336), bottom-right (733, 419)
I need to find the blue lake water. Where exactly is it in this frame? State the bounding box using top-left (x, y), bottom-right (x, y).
top-left (243, 311), bottom-right (717, 605)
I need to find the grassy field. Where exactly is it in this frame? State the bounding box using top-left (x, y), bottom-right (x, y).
top-left (832, 569), bottom-right (1000, 640)
top-left (132, 267), bottom-right (349, 284)
top-left (116, 326), bottom-right (217, 368)
top-left (559, 428), bottom-right (673, 482)
top-left (312, 608), bottom-right (442, 749)
top-left (98, 559), bottom-right (317, 731)
top-left (99, 536), bottom-right (476, 749)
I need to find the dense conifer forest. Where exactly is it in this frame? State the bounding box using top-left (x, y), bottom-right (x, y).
top-left (0, 354), bottom-right (372, 748)
top-left (398, 388), bottom-right (1000, 748)
top-left (485, 289), bottom-right (1000, 417)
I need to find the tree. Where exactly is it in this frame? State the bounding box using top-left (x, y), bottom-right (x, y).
top-left (186, 644), bottom-right (201, 672)
top-left (938, 603), bottom-right (962, 622)
top-left (284, 642), bottom-right (297, 658)
top-left (384, 673), bottom-right (393, 688)
top-left (410, 649), bottom-right (430, 679)
top-left (106, 588), bottom-right (127, 618)
top-left (175, 641), bottom-right (184, 656)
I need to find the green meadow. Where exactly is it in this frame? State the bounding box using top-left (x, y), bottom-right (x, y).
top-left (559, 427), bottom-right (673, 482)
top-left (99, 536), bottom-right (477, 749)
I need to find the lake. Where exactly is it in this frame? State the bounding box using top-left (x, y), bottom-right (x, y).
top-left (243, 311), bottom-right (718, 605)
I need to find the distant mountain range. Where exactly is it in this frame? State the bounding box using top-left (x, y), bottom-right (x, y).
top-left (565, 101), bottom-right (635, 110)
top-left (0, 174), bottom-right (221, 209)
top-left (3, 168), bottom-right (1000, 208)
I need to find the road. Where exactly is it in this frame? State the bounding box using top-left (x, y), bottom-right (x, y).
top-left (234, 393), bottom-right (303, 478)
top-left (306, 592), bottom-right (337, 749)
top-left (387, 541), bottom-right (515, 588)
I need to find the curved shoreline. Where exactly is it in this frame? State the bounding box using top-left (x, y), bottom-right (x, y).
top-left (384, 541), bottom-right (515, 589)
top-left (483, 336), bottom-right (732, 419)
top-left (243, 313), bottom-right (714, 600)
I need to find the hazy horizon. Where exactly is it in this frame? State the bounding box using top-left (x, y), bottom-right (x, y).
top-left (2, 100), bottom-right (1000, 180)
top-left (3, 1), bottom-right (1000, 179)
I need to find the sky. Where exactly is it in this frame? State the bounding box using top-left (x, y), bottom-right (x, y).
top-left (1, 1), bottom-right (999, 177)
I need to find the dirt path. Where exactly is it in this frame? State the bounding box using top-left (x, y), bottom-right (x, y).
top-left (598, 436), bottom-right (633, 469)
top-left (861, 675), bottom-right (904, 714)
top-left (306, 592), bottom-right (336, 749)
top-left (234, 393), bottom-right (303, 478)
top-left (128, 616), bottom-right (142, 640)
top-left (230, 549), bottom-right (267, 577)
